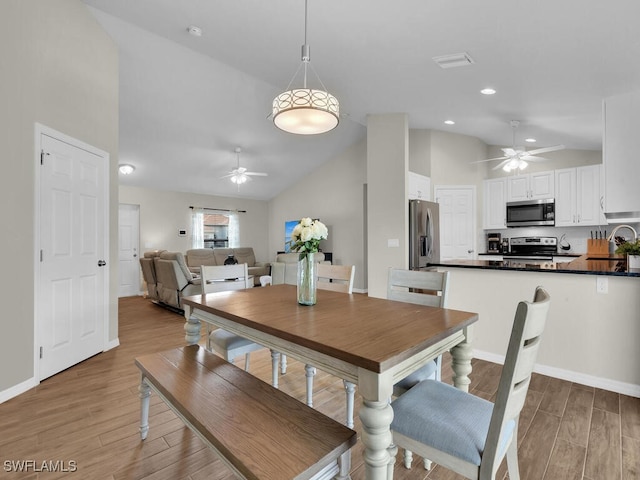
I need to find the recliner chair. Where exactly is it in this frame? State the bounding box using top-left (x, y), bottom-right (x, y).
top-left (153, 251), bottom-right (201, 310)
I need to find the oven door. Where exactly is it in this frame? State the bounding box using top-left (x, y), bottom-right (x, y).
top-left (506, 199), bottom-right (555, 227)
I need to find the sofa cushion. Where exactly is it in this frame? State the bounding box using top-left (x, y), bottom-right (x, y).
top-left (186, 249), bottom-right (217, 272)
top-left (159, 251), bottom-right (194, 281)
top-left (233, 247), bottom-right (256, 267)
top-left (213, 248), bottom-right (234, 265)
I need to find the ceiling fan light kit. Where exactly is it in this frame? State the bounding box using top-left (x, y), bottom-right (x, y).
top-left (222, 147), bottom-right (268, 189)
top-left (272, 0), bottom-right (339, 135)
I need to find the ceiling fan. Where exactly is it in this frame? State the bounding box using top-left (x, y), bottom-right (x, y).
top-left (220, 147), bottom-right (268, 187)
top-left (474, 120), bottom-right (565, 172)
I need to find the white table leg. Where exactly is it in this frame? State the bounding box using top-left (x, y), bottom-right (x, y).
top-left (305, 364), bottom-right (316, 407)
top-left (450, 339), bottom-right (473, 392)
top-left (139, 377), bottom-right (151, 440)
top-left (359, 399), bottom-right (394, 480)
top-left (270, 350), bottom-right (280, 388)
top-left (183, 304), bottom-right (201, 345)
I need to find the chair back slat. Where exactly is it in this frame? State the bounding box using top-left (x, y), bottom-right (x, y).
top-left (387, 268), bottom-right (449, 308)
top-left (480, 286), bottom-right (550, 477)
top-left (317, 264), bottom-right (355, 294)
top-left (200, 264), bottom-right (251, 294)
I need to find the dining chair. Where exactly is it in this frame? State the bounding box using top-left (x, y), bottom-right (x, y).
top-left (200, 264), bottom-right (265, 372)
top-left (387, 268), bottom-right (450, 396)
top-left (391, 286), bottom-right (551, 480)
top-left (304, 264), bottom-right (356, 426)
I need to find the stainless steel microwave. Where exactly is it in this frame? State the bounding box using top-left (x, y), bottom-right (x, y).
top-left (506, 198), bottom-right (555, 227)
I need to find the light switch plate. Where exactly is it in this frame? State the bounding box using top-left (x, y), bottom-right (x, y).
top-left (387, 238), bottom-right (399, 248)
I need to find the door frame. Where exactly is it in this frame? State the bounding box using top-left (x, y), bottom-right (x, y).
top-left (34, 123), bottom-right (110, 382)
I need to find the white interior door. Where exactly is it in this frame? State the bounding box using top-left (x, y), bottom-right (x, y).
top-left (38, 128), bottom-right (108, 381)
top-left (434, 185), bottom-right (476, 260)
top-left (118, 204), bottom-right (140, 297)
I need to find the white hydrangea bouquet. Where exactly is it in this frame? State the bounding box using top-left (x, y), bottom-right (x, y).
top-left (288, 217), bottom-right (328, 254)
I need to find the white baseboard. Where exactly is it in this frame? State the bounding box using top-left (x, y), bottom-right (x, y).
top-left (0, 377), bottom-right (38, 405)
top-left (353, 288), bottom-right (367, 294)
top-left (473, 349), bottom-right (640, 398)
top-left (104, 338), bottom-right (120, 351)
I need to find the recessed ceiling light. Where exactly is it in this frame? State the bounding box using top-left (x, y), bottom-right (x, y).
top-left (118, 164), bottom-right (135, 175)
top-left (187, 25), bottom-right (202, 37)
top-left (480, 88), bottom-right (496, 95)
top-left (525, 138), bottom-right (537, 143)
top-left (444, 120), bottom-right (455, 125)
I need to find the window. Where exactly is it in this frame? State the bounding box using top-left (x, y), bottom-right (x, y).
top-left (191, 209), bottom-right (239, 249)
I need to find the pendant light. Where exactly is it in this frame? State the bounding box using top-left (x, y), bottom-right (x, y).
top-left (272, 0), bottom-right (339, 135)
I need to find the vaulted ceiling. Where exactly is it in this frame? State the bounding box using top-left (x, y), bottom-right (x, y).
top-left (83, 0), bottom-right (640, 200)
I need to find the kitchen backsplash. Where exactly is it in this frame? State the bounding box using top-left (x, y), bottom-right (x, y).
top-left (481, 223), bottom-right (640, 254)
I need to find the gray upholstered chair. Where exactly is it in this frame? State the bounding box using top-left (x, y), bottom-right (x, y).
top-left (201, 263), bottom-right (265, 371)
top-left (391, 286), bottom-right (551, 480)
top-left (139, 250), bottom-right (164, 301)
top-left (154, 251), bottom-right (200, 309)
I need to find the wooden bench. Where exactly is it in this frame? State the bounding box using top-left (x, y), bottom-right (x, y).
top-left (135, 345), bottom-right (356, 480)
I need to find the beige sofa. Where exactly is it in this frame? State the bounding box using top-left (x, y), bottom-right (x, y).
top-left (185, 247), bottom-right (270, 286)
top-left (270, 252), bottom-right (326, 285)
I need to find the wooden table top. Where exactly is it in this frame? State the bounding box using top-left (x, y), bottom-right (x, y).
top-left (182, 284), bottom-right (478, 373)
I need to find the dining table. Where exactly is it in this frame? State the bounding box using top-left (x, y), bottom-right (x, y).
top-left (182, 284), bottom-right (478, 480)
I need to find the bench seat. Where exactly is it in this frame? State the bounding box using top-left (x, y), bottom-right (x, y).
top-left (135, 345), bottom-right (356, 480)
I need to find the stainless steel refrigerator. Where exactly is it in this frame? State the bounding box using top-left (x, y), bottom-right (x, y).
top-left (409, 199), bottom-right (440, 269)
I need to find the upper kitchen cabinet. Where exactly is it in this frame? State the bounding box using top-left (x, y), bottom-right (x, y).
top-left (507, 170), bottom-right (555, 202)
top-left (603, 91), bottom-right (640, 222)
top-left (555, 165), bottom-right (605, 227)
top-left (483, 177), bottom-right (507, 229)
top-left (408, 171), bottom-right (431, 200)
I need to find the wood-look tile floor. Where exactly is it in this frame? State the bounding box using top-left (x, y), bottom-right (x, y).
top-left (0, 296), bottom-right (638, 479)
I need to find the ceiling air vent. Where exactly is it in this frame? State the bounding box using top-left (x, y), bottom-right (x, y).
top-left (432, 52), bottom-right (475, 69)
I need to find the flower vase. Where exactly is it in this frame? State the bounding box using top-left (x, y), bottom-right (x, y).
top-left (297, 252), bottom-right (318, 305)
top-left (628, 254), bottom-right (640, 269)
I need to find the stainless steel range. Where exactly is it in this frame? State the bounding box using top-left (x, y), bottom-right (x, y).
top-left (505, 236), bottom-right (557, 261)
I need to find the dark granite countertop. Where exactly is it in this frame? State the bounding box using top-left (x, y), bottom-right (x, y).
top-left (430, 255), bottom-right (640, 277)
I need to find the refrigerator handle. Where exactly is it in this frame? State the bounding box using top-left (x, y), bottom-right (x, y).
top-left (426, 208), bottom-right (433, 257)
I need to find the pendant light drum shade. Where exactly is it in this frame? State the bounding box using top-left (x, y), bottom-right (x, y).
top-left (273, 88), bottom-right (339, 135)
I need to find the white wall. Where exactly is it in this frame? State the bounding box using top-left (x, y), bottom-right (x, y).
top-left (267, 139), bottom-right (367, 290)
top-left (0, 0), bottom-right (118, 395)
top-left (444, 267), bottom-right (640, 396)
top-left (119, 186), bottom-right (270, 262)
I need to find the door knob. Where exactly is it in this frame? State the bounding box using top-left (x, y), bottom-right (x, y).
top-left (467, 249), bottom-right (474, 254)
top-left (98, 260), bottom-right (106, 267)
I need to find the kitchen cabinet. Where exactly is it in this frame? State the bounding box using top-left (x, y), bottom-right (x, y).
top-left (603, 91), bottom-right (640, 222)
top-left (408, 171), bottom-right (431, 200)
top-left (555, 165), bottom-right (605, 227)
top-left (483, 178), bottom-right (507, 229)
top-left (507, 170), bottom-right (555, 202)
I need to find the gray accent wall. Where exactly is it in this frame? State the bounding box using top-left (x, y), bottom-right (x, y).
top-left (0, 0), bottom-right (118, 395)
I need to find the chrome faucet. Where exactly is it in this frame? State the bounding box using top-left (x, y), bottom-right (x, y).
top-left (606, 224), bottom-right (638, 243)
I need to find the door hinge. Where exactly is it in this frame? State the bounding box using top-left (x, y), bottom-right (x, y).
top-left (40, 250), bottom-right (43, 262)
top-left (39, 346), bottom-right (43, 359)
top-left (40, 150), bottom-right (46, 165)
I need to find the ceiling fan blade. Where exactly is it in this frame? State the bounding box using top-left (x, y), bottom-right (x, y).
top-left (520, 155), bottom-right (551, 162)
top-left (502, 148), bottom-right (519, 156)
top-left (525, 144), bottom-right (565, 156)
top-left (492, 159), bottom-right (512, 171)
top-left (470, 156), bottom-right (508, 164)
top-left (219, 173), bottom-right (234, 179)
top-left (245, 172), bottom-right (268, 176)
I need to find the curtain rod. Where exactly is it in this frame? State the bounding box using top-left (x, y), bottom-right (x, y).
top-left (189, 206), bottom-right (247, 213)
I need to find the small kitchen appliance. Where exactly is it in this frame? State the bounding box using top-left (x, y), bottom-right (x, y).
top-left (487, 233), bottom-right (501, 253)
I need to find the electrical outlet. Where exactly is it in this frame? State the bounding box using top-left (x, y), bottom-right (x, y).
top-left (596, 276), bottom-right (608, 294)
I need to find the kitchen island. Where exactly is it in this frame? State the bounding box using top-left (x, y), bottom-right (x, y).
top-left (427, 255), bottom-right (640, 398)
top-left (432, 254), bottom-right (639, 277)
